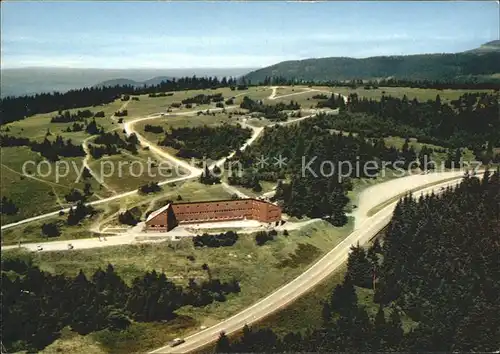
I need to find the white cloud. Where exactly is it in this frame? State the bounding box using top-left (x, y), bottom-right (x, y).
top-left (2, 31), bottom-right (450, 48)
top-left (2, 33), bottom-right (245, 47)
top-left (1, 52), bottom-right (294, 69)
top-left (1, 30), bottom-right (485, 69)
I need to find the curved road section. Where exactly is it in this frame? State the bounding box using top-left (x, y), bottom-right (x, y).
top-left (149, 173), bottom-right (466, 354)
top-left (0, 90), bottom-right (328, 232)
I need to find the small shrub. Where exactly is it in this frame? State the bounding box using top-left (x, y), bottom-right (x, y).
top-left (255, 231), bottom-right (274, 246)
top-left (41, 222), bottom-right (61, 237)
top-left (193, 231), bottom-right (238, 248)
top-left (118, 209), bottom-right (140, 226)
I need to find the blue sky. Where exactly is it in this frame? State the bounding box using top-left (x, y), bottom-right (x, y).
top-left (1, 1), bottom-right (498, 69)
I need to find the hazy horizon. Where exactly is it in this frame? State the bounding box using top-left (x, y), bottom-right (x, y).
top-left (2, 2), bottom-right (498, 69)
top-left (2, 1), bottom-right (498, 96)
top-left (0, 67), bottom-right (256, 97)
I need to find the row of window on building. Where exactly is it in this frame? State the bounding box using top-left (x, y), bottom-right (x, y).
top-left (176, 208), bottom-right (264, 215)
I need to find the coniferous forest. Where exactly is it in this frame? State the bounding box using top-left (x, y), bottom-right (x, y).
top-left (4, 73), bottom-right (497, 127)
top-left (321, 92), bottom-right (500, 149)
top-left (227, 120), bottom-right (421, 223)
top-left (1, 259), bottom-right (240, 352)
top-left (215, 170), bottom-right (500, 352)
top-left (1, 74), bottom-right (499, 353)
top-left (159, 124), bottom-right (252, 160)
top-left (1, 76), bottom-right (240, 125)
top-left (0, 134), bottom-right (85, 161)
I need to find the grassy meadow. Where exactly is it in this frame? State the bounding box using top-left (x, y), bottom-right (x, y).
top-left (136, 111), bottom-right (238, 133)
top-left (125, 86), bottom-right (273, 118)
top-left (10, 219), bottom-right (354, 353)
top-left (252, 234), bottom-right (419, 339)
top-left (1, 179), bottom-right (232, 245)
top-left (2, 84), bottom-right (482, 222)
top-left (0, 146), bottom-right (107, 224)
top-left (3, 99), bottom-right (127, 144)
top-left (328, 86), bottom-right (494, 102)
top-left (86, 143), bottom-right (185, 194)
top-left (265, 88), bottom-right (335, 108)
top-left (383, 136), bottom-right (476, 165)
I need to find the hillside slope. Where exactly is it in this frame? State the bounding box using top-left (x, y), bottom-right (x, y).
top-left (466, 39), bottom-right (500, 53)
top-left (245, 42), bottom-right (500, 82)
top-left (93, 76), bottom-right (174, 88)
top-left (92, 78), bottom-right (143, 87)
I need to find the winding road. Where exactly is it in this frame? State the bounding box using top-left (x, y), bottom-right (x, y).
top-left (1, 86), bottom-right (476, 353)
top-left (149, 173), bottom-right (466, 354)
top-left (80, 100), bottom-right (131, 195)
top-left (268, 86), bottom-right (348, 103)
top-left (0, 87), bottom-right (315, 233)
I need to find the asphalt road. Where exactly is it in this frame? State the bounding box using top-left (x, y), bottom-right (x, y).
top-left (1, 88), bottom-right (327, 232)
top-left (2, 171), bottom-right (466, 253)
top-left (148, 176), bottom-right (464, 354)
top-left (1, 87), bottom-right (478, 353)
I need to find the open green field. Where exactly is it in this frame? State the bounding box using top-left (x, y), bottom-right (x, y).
top-left (136, 111), bottom-right (238, 133)
top-left (2, 99), bottom-right (126, 144)
top-left (329, 127), bottom-right (477, 169)
top-left (346, 169), bottom-right (404, 212)
top-left (1, 180), bottom-right (232, 245)
top-left (0, 99), bottom-right (130, 221)
top-left (222, 179), bottom-right (276, 199)
top-left (328, 86), bottom-right (494, 102)
top-left (0, 147), bottom-right (107, 224)
top-left (134, 111), bottom-right (251, 165)
top-left (1, 212), bottom-right (99, 246)
top-left (86, 146), bottom-right (184, 193)
top-left (383, 136), bottom-right (476, 165)
top-left (0, 86), bottom-right (267, 225)
top-left (252, 264), bottom-right (347, 336)
top-left (98, 180), bottom-right (235, 229)
top-left (254, 267), bottom-right (417, 337)
top-left (150, 180), bottom-right (232, 205)
top-left (234, 86), bottom-right (273, 103)
top-left (265, 88), bottom-right (334, 108)
top-left (252, 236), bottom-right (417, 339)
top-left (125, 87), bottom-right (273, 119)
top-left (265, 85), bottom-right (494, 104)
top-left (245, 116), bottom-right (275, 127)
top-left (267, 85), bottom-right (496, 103)
top-left (126, 92), bottom-right (212, 118)
top-left (274, 86), bottom-right (307, 97)
top-left (10, 218), bottom-right (353, 353)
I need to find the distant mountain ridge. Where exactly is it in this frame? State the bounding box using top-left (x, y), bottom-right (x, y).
top-left (93, 76), bottom-right (175, 88)
top-left (244, 41), bottom-right (500, 83)
top-left (1, 67), bottom-right (254, 97)
top-left (465, 40), bottom-right (500, 53)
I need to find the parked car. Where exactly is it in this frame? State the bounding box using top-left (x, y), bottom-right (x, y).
top-left (67, 243), bottom-right (74, 250)
top-left (36, 245), bottom-right (43, 251)
top-left (169, 338), bottom-right (185, 347)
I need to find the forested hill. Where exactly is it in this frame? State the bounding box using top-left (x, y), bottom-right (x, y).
top-left (216, 170), bottom-right (500, 352)
top-left (93, 76), bottom-right (174, 88)
top-left (244, 42), bottom-right (500, 83)
top-left (0, 76), bottom-right (241, 125)
top-left (465, 39), bottom-right (500, 53)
